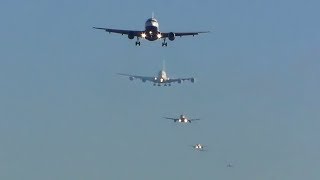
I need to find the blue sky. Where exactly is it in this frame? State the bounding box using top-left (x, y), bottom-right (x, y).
top-left (1, 0), bottom-right (320, 179)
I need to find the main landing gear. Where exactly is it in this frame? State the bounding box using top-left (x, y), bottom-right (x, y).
top-left (135, 37), bottom-right (141, 46)
top-left (162, 38), bottom-right (167, 47)
top-left (153, 83), bottom-right (171, 86)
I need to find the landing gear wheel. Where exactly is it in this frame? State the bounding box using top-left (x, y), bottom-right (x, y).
top-left (135, 37), bottom-right (140, 46)
top-left (162, 38), bottom-right (167, 47)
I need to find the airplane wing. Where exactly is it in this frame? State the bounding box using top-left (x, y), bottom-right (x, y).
top-left (93, 27), bottom-right (144, 37)
top-left (189, 118), bottom-right (200, 121)
top-left (167, 77), bottom-right (195, 83)
top-left (117, 73), bottom-right (156, 82)
top-left (163, 117), bottom-right (178, 121)
top-left (162, 31), bottom-right (209, 38)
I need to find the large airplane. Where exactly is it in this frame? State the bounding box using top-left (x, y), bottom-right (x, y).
top-left (117, 63), bottom-right (195, 86)
top-left (93, 14), bottom-right (209, 46)
top-left (163, 114), bottom-right (200, 123)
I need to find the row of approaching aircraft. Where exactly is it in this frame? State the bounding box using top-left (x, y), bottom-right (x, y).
top-left (164, 114), bottom-right (205, 151)
top-left (93, 15), bottom-right (234, 155)
top-left (93, 14), bottom-right (209, 46)
top-left (94, 15), bottom-right (207, 151)
top-left (94, 15), bottom-right (200, 86)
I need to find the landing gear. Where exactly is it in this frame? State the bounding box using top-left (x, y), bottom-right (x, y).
top-left (135, 37), bottom-right (141, 46)
top-left (153, 83), bottom-right (156, 86)
top-left (162, 38), bottom-right (167, 47)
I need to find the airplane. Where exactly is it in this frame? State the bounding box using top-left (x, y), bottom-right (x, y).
top-left (163, 114), bottom-right (200, 123)
top-left (117, 63), bottom-right (195, 86)
top-left (191, 144), bottom-right (206, 151)
top-left (93, 14), bottom-right (209, 46)
top-left (227, 163), bottom-right (234, 168)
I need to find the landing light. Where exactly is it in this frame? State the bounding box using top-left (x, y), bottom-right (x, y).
top-left (141, 33), bottom-right (147, 38)
top-left (157, 34), bottom-right (162, 39)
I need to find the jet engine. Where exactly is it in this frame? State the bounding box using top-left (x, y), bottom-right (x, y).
top-left (129, 77), bottom-right (134, 81)
top-left (142, 79), bottom-right (146, 82)
top-left (128, 32), bottom-right (134, 39)
top-left (178, 79), bottom-right (182, 84)
top-left (191, 78), bottom-right (195, 83)
top-left (168, 32), bottom-right (175, 41)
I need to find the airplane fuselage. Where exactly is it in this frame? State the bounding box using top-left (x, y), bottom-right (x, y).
top-left (171, 115), bottom-right (190, 123)
top-left (177, 118), bottom-right (189, 123)
top-left (194, 144), bottom-right (204, 150)
top-left (178, 115), bottom-right (189, 123)
top-left (153, 70), bottom-right (169, 83)
top-left (143, 18), bottom-right (161, 41)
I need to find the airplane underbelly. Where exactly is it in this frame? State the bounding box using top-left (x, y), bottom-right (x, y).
top-left (146, 36), bottom-right (158, 41)
top-left (145, 26), bottom-right (160, 41)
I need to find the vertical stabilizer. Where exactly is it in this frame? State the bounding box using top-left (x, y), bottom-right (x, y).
top-left (162, 60), bottom-right (167, 72)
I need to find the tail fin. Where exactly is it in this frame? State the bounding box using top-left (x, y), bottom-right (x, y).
top-left (162, 60), bottom-right (166, 71)
top-left (152, 12), bottom-right (155, 18)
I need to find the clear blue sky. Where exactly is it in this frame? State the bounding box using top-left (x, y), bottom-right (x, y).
top-left (1, 0), bottom-right (320, 179)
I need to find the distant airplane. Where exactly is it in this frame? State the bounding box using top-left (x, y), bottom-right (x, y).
top-left (163, 114), bottom-right (200, 123)
top-left (117, 63), bottom-right (195, 86)
top-left (227, 163), bottom-right (234, 168)
top-left (192, 143), bottom-right (206, 151)
top-left (93, 14), bottom-right (209, 46)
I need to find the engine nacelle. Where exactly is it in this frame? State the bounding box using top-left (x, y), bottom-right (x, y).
top-left (129, 77), bottom-right (134, 81)
top-left (142, 79), bottom-right (146, 83)
top-left (178, 79), bottom-right (182, 84)
top-left (128, 32), bottom-right (134, 39)
top-left (168, 32), bottom-right (175, 41)
top-left (191, 78), bottom-right (195, 83)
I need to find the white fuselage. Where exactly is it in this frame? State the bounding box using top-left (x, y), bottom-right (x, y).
top-left (154, 70), bottom-right (169, 83)
top-left (194, 144), bottom-right (203, 150)
top-left (143, 18), bottom-right (161, 41)
top-left (178, 115), bottom-right (189, 123)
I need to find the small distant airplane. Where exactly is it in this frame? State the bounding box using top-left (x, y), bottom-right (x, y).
top-left (117, 63), bottom-right (195, 86)
top-left (163, 114), bottom-right (200, 123)
top-left (227, 163), bottom-right (234, 168)
top-left (93, 14), bottom-right (209, 46)
top-left (192, 143), bottom-right (206, 151)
